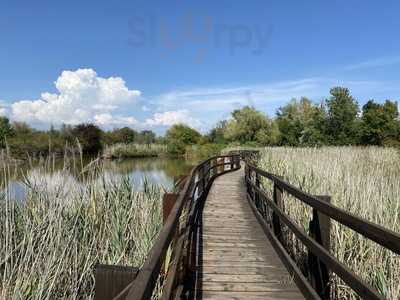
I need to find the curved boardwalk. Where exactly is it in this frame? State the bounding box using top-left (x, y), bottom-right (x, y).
top-left (190, 168), bottom-right (304, 300)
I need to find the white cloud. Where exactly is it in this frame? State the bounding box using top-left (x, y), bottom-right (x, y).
top-left (94, 113), bottom-right (138, 125)
top-left (10, 69), bottom-right (141, 126)
top-left (155, 78), bottom-right (329, 113)
top-left (141, 105), bottom-right (150, 111)
top-left (0, 108), bottom-right (8, 117)
top-left (343, 56), bottom-right (400, 71)
top-left (145, 109), bottom-right (202, 128)
top-left (0, 100), bottom-right (9, 117)
top-left (148, 77), bottom-right (400, 131)
top-left (152, 78), bottom-right (334, 126)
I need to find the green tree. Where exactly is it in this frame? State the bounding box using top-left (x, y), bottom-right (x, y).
top-left (0, 117), bottom-right (13, 147)
top-left (8, 122), bottom-right (51, 157)
top-left (360, 100), bottom-right (400, 145)
top-left (325, 87), bottom-right (360, 145)
top-left (276, 98), bottom-right (312, 145)
top-left (276, 98), bottom-right (328, 146)
top-left (224, 106), bottom-right (278, 145)
top-left (300, 104), bottom-right (328, 146)
top-left (166, 124), bottom-right (201, 155)
top-left (137, 130), bottom-right (156, 145)
top-left (104, 127), bottom-right (138, 144)
top-left (208, 120), bottom-right (227, 144)
top-left (71, 123), bottom-right (103, 154)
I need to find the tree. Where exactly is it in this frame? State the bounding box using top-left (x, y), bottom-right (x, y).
top-left (276, 98), bottom-right (328, 146)
top-left (71, 123), bottom-right (103, 154)
top-left (360, 100), bottom-right (400, 145)
top-left (0, 117), bottom-right (13, 147)
top-left (137, 130), bottom-right (156, 145)
top-left (276, 99), bottom-right (303, 146)
top-left (165, 124), bottom-right (201, 155)
top-left (325, 87), bottom-right (360, 145)
top-left (300, 103), bottom-right (328, 146)
top-left (224, 106), bottom-right (278, 145)
top-left (208, 120), bottom-right (227, 144)
top-left (104, 127), bottom-right (138, 144)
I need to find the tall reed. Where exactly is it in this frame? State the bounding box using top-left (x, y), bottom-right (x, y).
top-left (0, 155), bottom-right (163, 299)
top-left (103, 143), bottom-right (167, 159)
top-left (258, 147), bottom-right (400, 299)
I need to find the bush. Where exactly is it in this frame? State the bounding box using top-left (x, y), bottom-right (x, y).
top-left (166, 124), bottom-right (201, 156)
top-left (71, 123), bottom-right (103, 154)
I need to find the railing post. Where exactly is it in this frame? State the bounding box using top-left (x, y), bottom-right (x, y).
top-left (163, 193), bottom-right (178, 223)
top-left (198, 167), bottom-right (204, 198)
top-left (272, 180), bottom-right (284, 244)
top-left (205, 160), bottom-right (210, 186)
top-left (94, 264), bottom-right (139, 300)
top-left (255, 172), bottom-right (261, 210)
top-left (217, 157), bottom-right (224, 173)
top-left (308, 195), bottom-right (331, 299)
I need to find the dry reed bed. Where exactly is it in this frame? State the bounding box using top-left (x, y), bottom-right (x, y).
top-left (258, 147), bottom-right (400, 299)
top-left (103, 143), bottom-right (167, 159)
top-left (0, 158), bottom-right (162, 299)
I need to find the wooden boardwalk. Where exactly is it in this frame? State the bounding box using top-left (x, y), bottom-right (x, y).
top-left (122, 153), bottom-right (400, 300)
top-left (190, 168), bottom-right (304, 300)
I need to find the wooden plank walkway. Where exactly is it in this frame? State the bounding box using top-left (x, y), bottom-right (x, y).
top-left (190, 167), bottom-right (304, 300)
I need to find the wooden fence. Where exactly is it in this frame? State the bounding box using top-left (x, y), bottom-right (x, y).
top-left (244, 157), bottom-right (400, 300)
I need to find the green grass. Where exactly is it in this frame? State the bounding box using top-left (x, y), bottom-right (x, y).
top-left (103, 143), bottom-right (167, 159)
top-left (0, 156), bottom-right (163, 299)
top-left (258, 147), bottom-right (400, 299)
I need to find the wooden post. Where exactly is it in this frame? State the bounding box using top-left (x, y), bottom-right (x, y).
top-left (198, 166), bottom-right (204, 198)
top-left (204, 161), bottom-right (209, 186)
top-left (94, 264), bottom-right (139, 300)
top-left (163, 193), bottom-right (178, 223)
top-left (217, 157), bottom-right (224, 173)
top-left (245, 165), bottom-right (249, 193)
top-left (308, 195), bottom-right (331, 299)
top-left (272, 181), bottom-right (284, 244)
top-left (255, 173), bottom-right (261, 210)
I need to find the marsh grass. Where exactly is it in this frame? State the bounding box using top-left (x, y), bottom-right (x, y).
top-left (103, 143), bottom-right (167, 159)
top-left (258, 147), bottom-right (400, 299)
top-left (0, 154), bottom-right (163, 299)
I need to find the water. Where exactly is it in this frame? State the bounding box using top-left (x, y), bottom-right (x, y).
top-left (2, 157), bottom-right (196, 201)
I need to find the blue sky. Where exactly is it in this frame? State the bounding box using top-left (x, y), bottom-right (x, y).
top-left (1, 0), bottom-right (400, 133)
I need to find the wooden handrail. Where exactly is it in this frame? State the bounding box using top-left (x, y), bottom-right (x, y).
top-left (244, 156), bottom-right (400, 300)
top-left (125, 154), bottom-right (241, 300)
top-left (246, 164), bottom-right (400, 255)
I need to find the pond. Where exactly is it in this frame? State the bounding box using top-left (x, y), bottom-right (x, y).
top-left (2, 157), bottom-right (197, 201)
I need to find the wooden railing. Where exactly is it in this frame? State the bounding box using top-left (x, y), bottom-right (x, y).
top-left (121, 154), bottom-right (241, 300)
top-left (244, 159), bottom-right (400, 300)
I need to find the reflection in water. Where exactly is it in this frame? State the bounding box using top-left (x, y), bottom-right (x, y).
top-left (2, 158), bottom-right (195, 201)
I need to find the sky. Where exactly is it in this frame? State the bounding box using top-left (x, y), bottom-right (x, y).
top-left (1, 0), bottom-right (400, 133)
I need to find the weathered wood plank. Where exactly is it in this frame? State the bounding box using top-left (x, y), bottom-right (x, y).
top-left (199, 291), bottom-right (305, 300)
top-left (199, 273), bottom-right (295, 283)
top-left (191, 168), bottom-right (304, 299)
top-left (200, 266), bottom-right (285, 275)
top-left (200, 282), bottom-right (299, 292)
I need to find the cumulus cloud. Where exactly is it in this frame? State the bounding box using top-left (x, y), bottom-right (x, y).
top-left (0, 107), bottom-right (8, 117)
top-left (145, 109), bottom-right (202, 128)
top-left (0, 100), bottom-right (9, 117)
top-left (94, 113), bottom-right (138, 125)
top-left (11, 69), bottom-right (141, 126)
